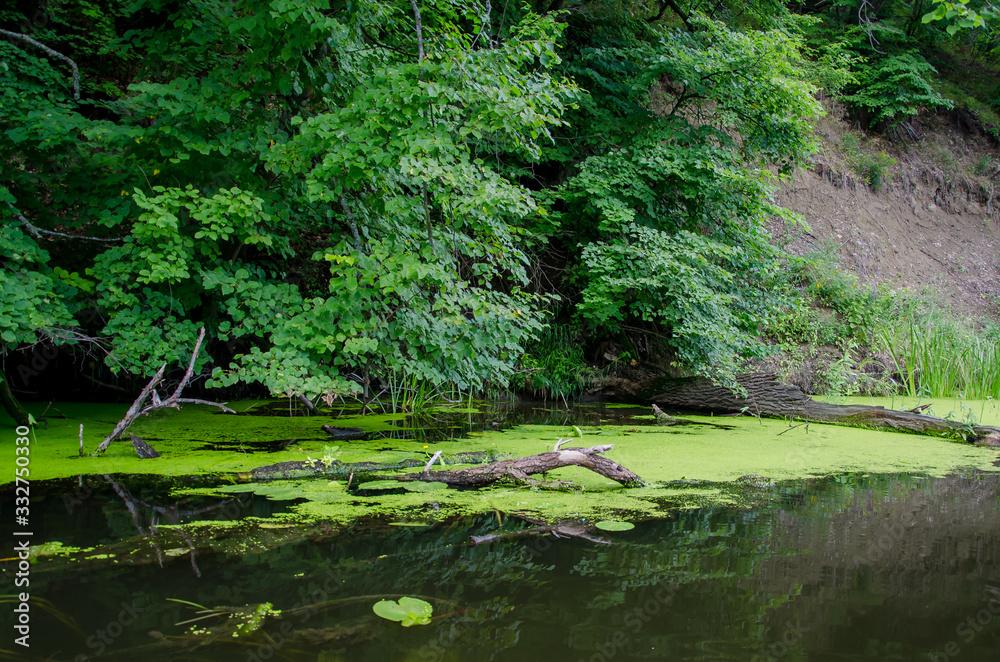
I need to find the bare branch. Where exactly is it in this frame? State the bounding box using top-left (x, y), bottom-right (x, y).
top-left (339, 195), bottom-right (363, 253)
top-left (423, 450), bottom-right (443, 473)
top-left (6, 202), bottom-right (121, 242)
top-left (409, 0), bottom-right (426, 62)
top-left (94, 328), bottom-right (234, 454)
top-left (94, 364), bottom-right (167, 453)
top-left (171, 327), bottom-right (205, 402)
top-left (0, 28), bottom-right (80, 100)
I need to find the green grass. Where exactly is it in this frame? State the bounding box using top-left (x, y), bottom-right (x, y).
top-left (880, 315), bottom-right (1000, 399)
top-left (765, 248), bottom-right (1000, 400)
top-left (510, 324), bottom-right (600, 403)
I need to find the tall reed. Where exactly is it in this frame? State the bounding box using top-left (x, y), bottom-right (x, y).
top-left (880, 316), bottom-right (1000, 399)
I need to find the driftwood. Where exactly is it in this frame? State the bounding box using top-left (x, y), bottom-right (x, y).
top-left (249, 451), bottom-right (503, 481)
top-left (250, 447), bottom-right (644, 488)
top-left (652, 373), bottom-right (1000, 444)
top-left (395, 444), bottom-right (645, 488)
top-left (94, 328), bottom-right (234, 454)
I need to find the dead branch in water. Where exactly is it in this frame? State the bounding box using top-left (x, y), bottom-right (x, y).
top-left (394, 444), bottom-right (645, 488)
top-left (94, 328), bottom-right (234, 454)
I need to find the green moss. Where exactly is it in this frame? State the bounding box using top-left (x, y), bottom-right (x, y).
top-left (2, 401), bottom-right (407, 482)
top-left (5, 398), bottom-right (999, 528)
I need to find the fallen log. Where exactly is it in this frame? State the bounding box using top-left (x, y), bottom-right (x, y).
top-left (395, 444), bottom-right (645, 488)
top-left (249, 451), bottom-right (501, 481)
top-left (652, 373), bottom-right (1000, 444)
top-left (321, 425), bottom-right (367, 441)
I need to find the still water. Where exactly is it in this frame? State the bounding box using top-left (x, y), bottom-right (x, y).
top-left (3, 469), bottom-right (1000, 661)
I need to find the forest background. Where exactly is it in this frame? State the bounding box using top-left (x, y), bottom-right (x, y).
top-left (2, 0), bottom-right (999, 425)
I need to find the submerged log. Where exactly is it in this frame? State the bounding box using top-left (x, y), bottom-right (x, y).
top-left (395, 444), bottom-right (645, 488)
top-left (321, 425), bottom-right (367, 441)
top-left (652, 373), bottom-right (1000, 443)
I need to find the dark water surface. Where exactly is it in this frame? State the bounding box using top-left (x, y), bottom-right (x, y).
top-left (3, 468), bottom-right (1000, 662)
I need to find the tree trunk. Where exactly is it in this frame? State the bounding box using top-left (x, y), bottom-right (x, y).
top-left (652, 373), bottom-right (1000, 444)
top-left (1, 371), bottom-right (30, 426)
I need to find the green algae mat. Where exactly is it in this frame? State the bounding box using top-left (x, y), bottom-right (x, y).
top-left (5, 397), bottom-right (999, 526)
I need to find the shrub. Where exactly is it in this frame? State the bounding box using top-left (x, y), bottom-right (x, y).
top-left (839, 52), bottom-right (953, 132)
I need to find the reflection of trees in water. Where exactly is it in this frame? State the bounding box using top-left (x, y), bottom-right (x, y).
top-left (752, 471), bottom-right (1000, 656)
top-left (18, 471), bottom-right (1000, 661)
top-left (546, 472), bottom-right (1000, 660)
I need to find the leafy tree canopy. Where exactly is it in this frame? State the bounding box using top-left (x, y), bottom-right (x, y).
top-left (7, 0), bottom-right (984, 406)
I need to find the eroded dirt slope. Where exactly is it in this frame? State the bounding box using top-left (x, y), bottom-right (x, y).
top-left (773, 111), bottom-right (1000, 320)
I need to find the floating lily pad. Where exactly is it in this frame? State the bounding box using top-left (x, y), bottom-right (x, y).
top-left (594, 520), bottom-right (635, 532)
top-left (372, 597), bottom-right (433, 627)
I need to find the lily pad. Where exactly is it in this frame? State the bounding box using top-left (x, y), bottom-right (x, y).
top-left (372, 597), bottom-right (433, 627)
top-left (594, 520), bottom-right (635, 532)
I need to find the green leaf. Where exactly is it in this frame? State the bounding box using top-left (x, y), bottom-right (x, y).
top-left (372, 597), bottom-right (433, 626)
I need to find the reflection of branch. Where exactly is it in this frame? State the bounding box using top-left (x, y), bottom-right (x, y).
top-left (104, 474), bottom-right (235, 578)
top-left (0, 28), bottom-right (80, 99)
top-left (105, 475), bottom-right (148, 534)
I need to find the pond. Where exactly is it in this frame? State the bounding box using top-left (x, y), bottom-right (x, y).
top-left (2, 399), bottom-right (1000, 661)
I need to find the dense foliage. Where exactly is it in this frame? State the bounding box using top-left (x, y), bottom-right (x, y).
top-left (1, 0), bottom-right (995, 416)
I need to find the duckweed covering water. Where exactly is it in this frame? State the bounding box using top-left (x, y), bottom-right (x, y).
top-left (4, 397), bottom-right (999, 527)
top-left (3, 398), bottom-right (1000, 662)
